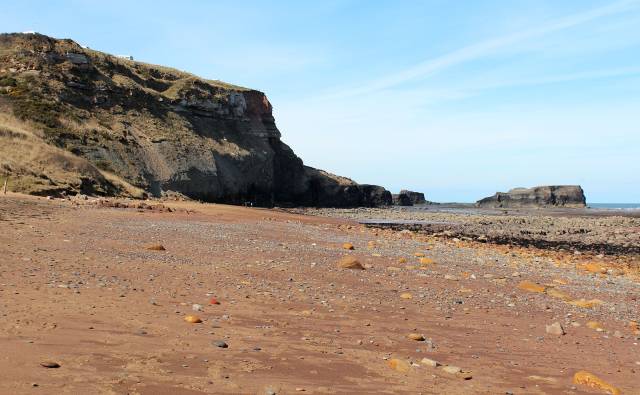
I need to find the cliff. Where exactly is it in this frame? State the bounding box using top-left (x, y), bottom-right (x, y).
top-left (0, 33), bottom-right (390, 207)
top-left (476, 185), bottom-right (587, 208)
top-left (392, 190), bottom-right (427, 206)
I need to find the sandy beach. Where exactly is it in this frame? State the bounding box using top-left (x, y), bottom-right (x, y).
top-left (1, 193), bottom-right (638, 394)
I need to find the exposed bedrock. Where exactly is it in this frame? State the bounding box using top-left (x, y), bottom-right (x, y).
top-left (476, 186), bottom-right (587, 208)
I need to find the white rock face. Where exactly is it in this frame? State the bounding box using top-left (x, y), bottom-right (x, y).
top-left (65, 52), bottom-right (88, 64)
top-left (229, 92), bottom-right (247, 116)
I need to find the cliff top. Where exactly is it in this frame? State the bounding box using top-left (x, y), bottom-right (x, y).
top-left (0, 32), bottom-right (251, 92)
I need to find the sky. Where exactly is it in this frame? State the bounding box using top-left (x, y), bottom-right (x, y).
top-left (2, 0), bottom-right (640, 202)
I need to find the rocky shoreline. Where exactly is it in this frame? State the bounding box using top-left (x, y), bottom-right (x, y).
top-left (290, 206), bottom-right (640, 256)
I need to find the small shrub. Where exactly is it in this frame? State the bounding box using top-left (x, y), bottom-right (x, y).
top-left (0, 76), bottom-right (17, 87)
top-left (13, 98), bottom-right (62, 130)
top-left (94, 159), bottom-right (113, 172)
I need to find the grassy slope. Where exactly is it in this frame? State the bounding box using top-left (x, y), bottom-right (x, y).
top-left (0, 113), bottom-right (144, 197)
top-left (0, 33), bottom-right (256, 196)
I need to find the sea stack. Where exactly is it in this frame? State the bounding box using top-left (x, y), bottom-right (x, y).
top-left (392, 190), bottom-right (427, 206)
top-left (476, 185), bottom-right (586, 208)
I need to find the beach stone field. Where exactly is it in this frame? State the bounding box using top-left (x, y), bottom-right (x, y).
top-left (0, 194), bottom-right (638, 394)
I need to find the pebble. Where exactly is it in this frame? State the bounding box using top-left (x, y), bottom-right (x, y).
top-left (388, 358), bottom-right (410, 372)
top-left (407, 333), bottom-right (425, 341)
top-left (342, 242), bottom-right (354, 250)
top-left (586, 321), bottom-right (604, 331)
top-left (184, 315), bottom-right (202, 323)
top-left (40, 361), bottom-right (60, 368)
top-left (420, 357), bottom-right (440, 367)
top-left (573, 370), bottom-right (621, 395)
top-left (337, 256), bottom-right (364, 270)
top-left (146, 244), bottom-right (166, 251)
top-left (545, 322), bottom-right (565, 336)
top-left (442, 365), bottom-right (461, 374)
top-left (213, 340), bottom-right (228, 348)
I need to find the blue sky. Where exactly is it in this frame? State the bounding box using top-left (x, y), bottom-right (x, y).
top-left (2, 0), bottom-right (640, 202)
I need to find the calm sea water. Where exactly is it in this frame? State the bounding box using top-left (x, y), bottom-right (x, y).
top-left (588, 203), bottom-right (640, 209)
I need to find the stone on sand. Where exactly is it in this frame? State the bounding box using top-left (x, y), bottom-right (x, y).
top-left (420, 357), bottom-right (440, 367)
top-left (517, 280), bottom-right (546, 293)
top-left (337, 256), bottom-right (364, 270)
top-left (442, 365), bottom-right (461, 374)
top-left (213, 340), bottom-right (228, 348)
top-left (388, 358), bottom-right (410, 373)
top-left (407, 333), bottom-right (425, 341)
top-left (146, 244), bottom-right (166, 251)
top-left (419, 257), bottom-right (434, 265)
top-left (545, 322), bottom-right (565, 336)
top-left (573, 371), bottom-right (620, 395)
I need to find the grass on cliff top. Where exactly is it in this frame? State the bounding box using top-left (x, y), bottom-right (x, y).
top-left (83, 46), bottom-right (250, 93)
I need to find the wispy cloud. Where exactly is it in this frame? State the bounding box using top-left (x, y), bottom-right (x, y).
top-left (427, 66), bottom-right (640, 101)
top-left (320, 0), bottom-right (640, 99)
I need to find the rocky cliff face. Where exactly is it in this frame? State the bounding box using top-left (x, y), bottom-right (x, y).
top-left (476, 186), bottom-right (586, 208)
top-left (0, 33), bottom-right (390, 207)
top-left (400, 190), bottom-right (426, 205)
top-left (392, 190), bottom-right (427, 206)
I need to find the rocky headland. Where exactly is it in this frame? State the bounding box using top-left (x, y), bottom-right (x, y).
top-left (477, 185), bottom-right (587, 208)
top-left (392, 190), bottom-right (429, 206)
top-left (0, 33), bottom-right (390, 207)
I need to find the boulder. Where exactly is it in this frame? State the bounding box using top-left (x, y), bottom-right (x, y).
top-left (476, 186), bottom-right (586, 208)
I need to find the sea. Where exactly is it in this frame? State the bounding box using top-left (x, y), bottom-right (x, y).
top-left (588, 203), bottom-right (640, 210)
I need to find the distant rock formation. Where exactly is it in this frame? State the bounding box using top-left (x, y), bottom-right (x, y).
top-left (392, 190), bottom-right (427, 206)
top-left (400, 190), bottom-right (426, 205)
top-left (392, 193), bottom-right (413, 206)
top-left (476, 186), bottom-right (586, 208)
top-left (0, 33), bottom-right (391, 207)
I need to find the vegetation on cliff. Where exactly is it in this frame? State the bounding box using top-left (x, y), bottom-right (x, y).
top-left (0, 33), bottom-right (390, 206)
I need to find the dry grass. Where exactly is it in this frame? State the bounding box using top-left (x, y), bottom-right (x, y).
top-left (0, 33), bottom-right (258, 199)
top-left (0, 114), bottom-right (140, 197)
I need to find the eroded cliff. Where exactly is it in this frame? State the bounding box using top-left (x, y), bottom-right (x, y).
top-left (0, 33), bottom-right (390, 207)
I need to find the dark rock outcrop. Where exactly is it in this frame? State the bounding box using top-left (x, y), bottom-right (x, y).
top-left (400, 190), bottom-right (426, 205)
top-left (392, 193), bottom-right (413, 206)
top-left (392, 190), bottom-right (427, 206)
top-left (476, 186), bottom-right (586, 208)
top-left (361, 184), bottom-right (393, 207)
top-left (0, 33), bottom-right (390, 206)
